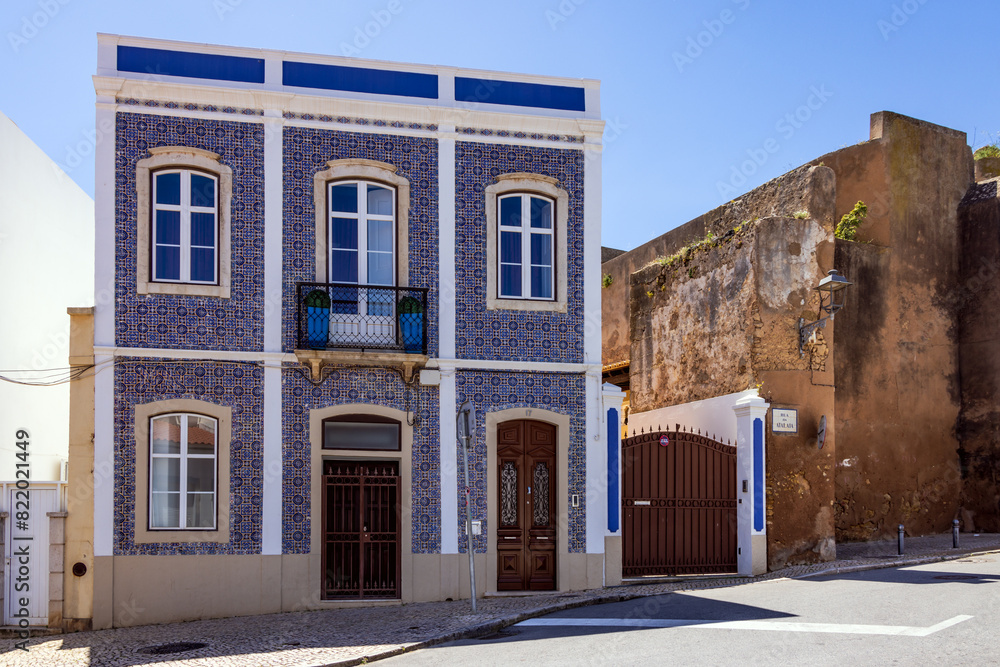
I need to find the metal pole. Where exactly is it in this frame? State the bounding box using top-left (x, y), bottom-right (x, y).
top-left (953, 519), bottom-right (960, 548)
top-left (898, 524), bottom-right (905, 555)
top-left (462, 435), bottom-right (477, 613)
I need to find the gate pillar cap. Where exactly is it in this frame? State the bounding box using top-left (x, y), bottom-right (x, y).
top-left (732, 392), bottom-right (769, 416)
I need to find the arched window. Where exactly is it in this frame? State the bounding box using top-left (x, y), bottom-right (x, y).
top-left (486, 173), bottom-right (569, 313)
top-left (136, 146), bottom-right (232, 298)
top-left (312, 158), bottom-right (410, 287)
top-left (149, 413), bottom-right (218, 530)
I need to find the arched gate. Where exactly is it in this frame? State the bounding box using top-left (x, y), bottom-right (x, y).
top-left (622, 428), bottom-right (737, 576)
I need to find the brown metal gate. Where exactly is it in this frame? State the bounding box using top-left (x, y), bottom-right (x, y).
top-left (622, 428), bottom-right (737, 576)
top-left (322, 460), bottom-right (400, 599)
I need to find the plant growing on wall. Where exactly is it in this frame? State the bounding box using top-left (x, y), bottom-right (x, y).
top-left (974, 143), bottom-right (1000, 159)
top-left (602, 273), bottom-right (613, 288)
top-left (835, 200), bottom-right (868, 242)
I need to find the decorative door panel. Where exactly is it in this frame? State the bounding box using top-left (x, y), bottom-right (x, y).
top-left (497, 420), bottom-right (556, 591)
top-left (322, 461), bottom-right (400, 599)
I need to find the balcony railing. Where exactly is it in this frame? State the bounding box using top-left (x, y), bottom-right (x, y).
top-left (297, 282), bottom-right (429, 354)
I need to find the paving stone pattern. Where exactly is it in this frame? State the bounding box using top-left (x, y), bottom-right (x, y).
top-left (3, 533), bottom-right (999, 666)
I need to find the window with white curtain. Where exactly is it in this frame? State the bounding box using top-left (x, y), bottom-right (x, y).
top-left (149, 413), bottom-right (217, 530)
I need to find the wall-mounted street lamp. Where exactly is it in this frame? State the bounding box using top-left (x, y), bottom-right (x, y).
top-left (799, 269), bottom-right (852, 356)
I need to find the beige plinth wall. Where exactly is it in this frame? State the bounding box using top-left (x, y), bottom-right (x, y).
top-left (64, 307), bottom-right (96, 632)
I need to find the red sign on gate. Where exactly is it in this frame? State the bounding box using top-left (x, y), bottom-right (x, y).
top-left (659, 435), bottom-right (670, 447)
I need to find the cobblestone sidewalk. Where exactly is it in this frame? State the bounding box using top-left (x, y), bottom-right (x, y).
top-left (2, 533), bottom-right (998, 667)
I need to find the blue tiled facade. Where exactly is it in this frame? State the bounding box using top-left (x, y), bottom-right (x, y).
top-left (113, 358), bottom-right (264, 555)
top-left (455, 370), bottom-right (589, 553)
top-left (455, 141), bottom-right (586, 363)
top-left (115, 112), bottom-right (265, 352)
top-left (281, 126), bottom-right (440, 357)
top-left (280, 366), bottom-right (441, 554)
top-left (98, 37), bottom-right (605, 606)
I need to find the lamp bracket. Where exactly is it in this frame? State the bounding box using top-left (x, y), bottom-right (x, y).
top-left (798, 316), bottom-right (831, 356)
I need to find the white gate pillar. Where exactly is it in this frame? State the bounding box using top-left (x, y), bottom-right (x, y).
top-left (733, 394), bottom-right (769, 576)
top-left (601, 383), bottom-right (625, 586)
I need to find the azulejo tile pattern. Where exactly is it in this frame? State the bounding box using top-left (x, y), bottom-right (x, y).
top-left (282, 125), bottom-right (439, 356)
top-left (456, 127), bottom-right (583, 144)
top-left (115, 112), bottom-right (265, 351)
top-left (282, 112), bottom-right (437, 132)
top-left (281, 366), bottom-right (441, 554)
top-left (455, 370), bottom-right (588, 554)
top-left (117, 97), bottom-right (264, 116)
top-left (113, 358), bottom-right (264, 555)
top-left (455, 141), bottom-right (586, 363)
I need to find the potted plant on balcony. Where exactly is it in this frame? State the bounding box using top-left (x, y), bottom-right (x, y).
top-left (398, 295), bottom-right (424, 353)
top-left (304, 289), bottom-right (331, 349)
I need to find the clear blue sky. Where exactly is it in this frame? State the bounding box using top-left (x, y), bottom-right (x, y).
top-left (1, 0), bottom-right (993, 251)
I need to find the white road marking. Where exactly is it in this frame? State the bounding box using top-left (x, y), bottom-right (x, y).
top-left (517, 615), bottom-right (974, 637)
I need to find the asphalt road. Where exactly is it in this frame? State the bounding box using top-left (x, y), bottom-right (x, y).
top-left (381, 555), bottom-right (1000, 666)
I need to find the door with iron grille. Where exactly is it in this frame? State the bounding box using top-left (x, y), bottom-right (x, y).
top-left (322, 460), bottom-right (400, 599)
top-left (622, 429), bottom-right (737, 576)
top-left (497, 420), bottom-right (556, 591)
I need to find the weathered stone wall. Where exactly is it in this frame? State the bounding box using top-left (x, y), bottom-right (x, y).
top-left (627, 198), bottom-right (839, 568)
top-left (822, 112), bottom-right (973, 540)
top-left (602, 165), bottom-right (836, 367)
top-left (604, 110), bottom-right (992, 567)
top-left (957, 178), bottom-right (1000, 532)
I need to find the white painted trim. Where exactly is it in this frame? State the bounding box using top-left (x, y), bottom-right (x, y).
top-left (94, 97), bottom-right (116, 349)
top-left (106, 101), bottom-right (591, 152)
top-left (585, 370), bottom-right (604, 553)
top-left (93, 352), bottom-right (114, 557)
top-left (430, 358), bottom-right (600, 373)
top-left (93, 347), bottom-right (600, 371)
top-left (261, 365), bottom-right (281, 555)
top-left (263, 110), bottom-right (283, 353)
top-left (439, 368), bottom-right (458, 553)
top-left (582, 142), bottom-right (602, 366)
top-left (94, 346), bottom-right (296, 363)
top-left (439, 132), bottom-right (456, 359)
top-left (97, 74), bottom-right (597, 135)
top-left (601, 383), bottom-right (626, 538)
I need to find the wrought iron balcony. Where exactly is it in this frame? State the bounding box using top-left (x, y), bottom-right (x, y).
top-left (296, 282), bottom-right (429, 354)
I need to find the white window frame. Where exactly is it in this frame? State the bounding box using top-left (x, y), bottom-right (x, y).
top-left (497, 193), bottom-right (555, 300)
top-left (486, 173), bottom-right (569, 313)
top-left (136, 146), bottom-right (232, 298)
top-left (327, 180), bottom-right (397, 286)
top-left (313, 158), bottom-right (410, 287)
top-left (152, 169), bottom-right (219, 285)
top-left (148, 412), bottom-right (218, 531)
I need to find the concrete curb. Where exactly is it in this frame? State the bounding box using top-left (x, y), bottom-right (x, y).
top-left (337, 546), bottom-right (1000, 666)
top-left (791, 547), bottom-right (1000, 580)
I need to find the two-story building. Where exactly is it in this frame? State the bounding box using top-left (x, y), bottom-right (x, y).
top-left (64, 34), bottom-right (622, 629)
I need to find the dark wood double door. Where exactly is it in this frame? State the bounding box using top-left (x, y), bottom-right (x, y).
top-left (497, 420), bottom-right (557, 591)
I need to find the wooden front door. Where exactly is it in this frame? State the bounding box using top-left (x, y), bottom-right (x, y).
top-left (496, 420), bottom-right (557, 591)
top-left (322, 460), bottom-right (400, 599)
